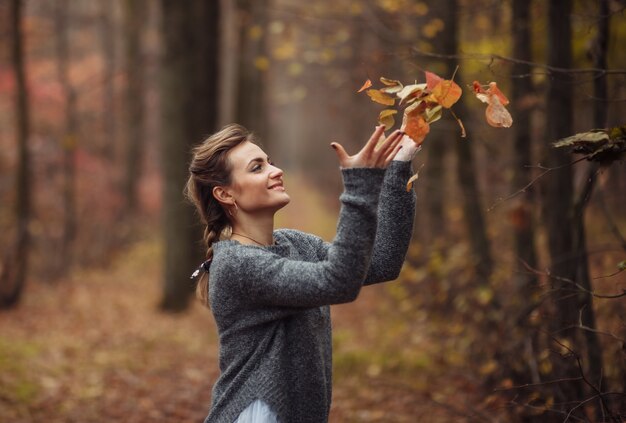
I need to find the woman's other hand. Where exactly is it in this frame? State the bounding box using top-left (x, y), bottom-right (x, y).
top-left (331, 126), bottom-right (404, 169)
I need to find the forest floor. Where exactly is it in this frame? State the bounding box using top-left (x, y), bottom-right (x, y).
top-left (0, 233), bottom-right (497, 423)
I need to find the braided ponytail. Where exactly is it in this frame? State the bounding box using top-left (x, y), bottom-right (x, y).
top-left (184, 124), bottom-right (255, 306)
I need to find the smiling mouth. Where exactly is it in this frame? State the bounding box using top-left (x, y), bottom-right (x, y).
top-left (269, 182), bottom-right (285, 190)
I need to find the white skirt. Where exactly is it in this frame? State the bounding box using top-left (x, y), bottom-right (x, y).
top-left (234, 399), bottom-right (279, 423)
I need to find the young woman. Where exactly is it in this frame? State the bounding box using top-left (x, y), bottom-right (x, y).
top-left (185, 123), bottom-right (418, 423)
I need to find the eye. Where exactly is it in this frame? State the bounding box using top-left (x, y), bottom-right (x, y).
top-left (251, 164), bottom-right (262, 172)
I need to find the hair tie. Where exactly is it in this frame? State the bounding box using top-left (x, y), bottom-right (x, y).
top-left (190, 259), bottom-right (212, 280)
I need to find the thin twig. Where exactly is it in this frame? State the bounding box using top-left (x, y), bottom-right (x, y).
top-left (494, 377), bottom-right (584, 392)
top-left (554, 324), bottom-right (625, 344)
top-left (487, 156), bottom-right (589, 212)
top-left (549, 338), bottom-right (620, 423)
top-left (519, 259), bottom-right (626, 299)
top-left (410, 48), bottom-right (626, 75)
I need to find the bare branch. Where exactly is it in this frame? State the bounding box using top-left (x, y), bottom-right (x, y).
top-left (548, 337), bottom-right (621, 423)
top-left (519, 257), bottom-right (626, 299)
top-left (411, 48), bottom-right (626, 76)
top-left (487, 156), bottom-right (589, 212)
top-left (493, 377), bottom-right (584, 392)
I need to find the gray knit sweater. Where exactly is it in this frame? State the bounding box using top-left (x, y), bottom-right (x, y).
top-left (204, 160), bottom-right (416, 423)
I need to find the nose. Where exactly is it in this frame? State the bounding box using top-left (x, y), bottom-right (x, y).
top-left (269, 164), bottom-right (283, 179)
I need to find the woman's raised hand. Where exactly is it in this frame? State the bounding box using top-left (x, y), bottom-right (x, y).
top-left (331, 126), bottom-right (404, 169)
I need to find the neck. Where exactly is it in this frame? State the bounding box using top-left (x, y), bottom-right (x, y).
top-left (231, 212), bottom-right (275, 246)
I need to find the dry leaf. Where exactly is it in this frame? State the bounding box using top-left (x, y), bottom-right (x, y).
top-left (425, 71), bottom-right (443, 91)
top-left (472, 81), bottom-right (513, 128)
top-left (405, 164), bottom-right (424, 191)
top-left (380, 77), bottom-right (402, 86)
top-left (406, 173), bottom-right (420, 191)
top-left (366, 89), bottom-right (396, 106)
top-left (486, 96), bottom-right (513, 127)
top-left (378, 109), bottom-right (398, 129)
top-left (379, 77), bottom-right (403, 94)
top-left (397, 83), bottom-right (427, 104)
top-left (357, 79), bottom-right (372, 93)
top-left (430, 79), bottom-right (462, 108)
top-left (402, 109), bottom-right (430, 145)
top-left (487, 81), bottom-right (509, 105)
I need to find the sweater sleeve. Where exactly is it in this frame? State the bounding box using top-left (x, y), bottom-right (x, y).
top-left (362, 160), bottom-right (416, 284)
top-left (217, 167), bottom-right (386, 308)
top-left (311, 160), bottom-right (416, 285)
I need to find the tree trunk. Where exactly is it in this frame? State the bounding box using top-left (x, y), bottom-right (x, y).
top-left (449, 0), bottom-right (493, 282)
top-left (570, 0), bottom-right (610, 415)
top-left (542, 0), bottom-right (584, 412)
top-left (422, 0), bottom-right (454, 245)
top-left (234, 0), bottom-right (268, 141)
top-left (159, 0), bottom-right (221, 311)
top-left (55, 0), bottom-right (78, 277)
top-left (123, 0), bottom-right (145, 214)
top-left (1, 0), bottom-right (30, 309)
top-left (511, 0), bottom-right (538, 295)
top-left (99, 0), bottom-right (117, 162)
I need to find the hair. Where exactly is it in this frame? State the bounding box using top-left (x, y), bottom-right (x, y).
top-left (184, 123), bottom-right (255, 306)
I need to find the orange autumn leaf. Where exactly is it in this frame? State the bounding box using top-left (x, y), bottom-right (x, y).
top-left (430, 79), bottom-right (462, 108)
top-left (472, 81), bottom-right (513, 128)
top-left (425, 70), bottom-right (443, 91)
top-left (357, 79), bottom-right (372, 93)
top-left (402, 110), bottom-right (430, 145)
top-left (366, 89), bottom-right (395, 106)
top-left (487, 81), bottom-right (509, 105)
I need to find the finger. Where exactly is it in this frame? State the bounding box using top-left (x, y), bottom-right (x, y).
top-left (377, 130), bottom-right (404, 156)
top-left (383, 143), bottom-right (404, 167)
top-left (374, 131), bottom-right (404, 166)
top-left (330, 142), bottom-right (350, 166)
top-left (363, 125), bottom-right (386, 155)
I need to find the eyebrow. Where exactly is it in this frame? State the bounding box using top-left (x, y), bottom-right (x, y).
top-left (247, 156), bottom-right (270, 167)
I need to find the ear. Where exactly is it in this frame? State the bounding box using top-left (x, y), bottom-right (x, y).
top-left (212, 186), bottom-right (235, 207)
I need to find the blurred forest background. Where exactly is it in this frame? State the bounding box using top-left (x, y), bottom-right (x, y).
top-left (1, 0), bottom-right (625, 421)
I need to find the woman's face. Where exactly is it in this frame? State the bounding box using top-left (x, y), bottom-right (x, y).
top-left (224, 141), bottom-right (290, 213)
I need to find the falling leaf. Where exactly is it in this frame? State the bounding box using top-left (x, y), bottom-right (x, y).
top-left (406, 163), bottom-right (424, 192)
top-left (424, 104), bottom-right (442, 124)
top-left (366, 89), bottom-right (395, 106)
top-left (378, 109), bottom-right (398, 129)
top-left (486, 96), bottom-right (513, 128)
top-left (425, 71), bottom-right (443, 90)
top-left (487, 81), bottom-right (509, 105)
top-left (357, 79), bottom-right (372, 93)
top-left (402, 109), bottom-right (430, 146)
top-left (397, 83), bottom-right (427, 104)
top-left (380, 77), bottom-right (402, 86)
top-left (430, 79), bottom-right (462, 108)
top-left (378, 77), bottom-right (404, 94)
top-left (379, 77), bottom-right (403, 94)
top-left (406, 173), bottom-right (419, 192)
top-left (472, 81), bottom-right (513, 128)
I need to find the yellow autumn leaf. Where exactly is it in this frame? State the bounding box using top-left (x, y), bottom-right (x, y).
top-left (366, 89), bottom-right (395, 106)
top-left (378, 109), bottom-right (398, 129)
top-left (380, 77), bottom-right (404, 94)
